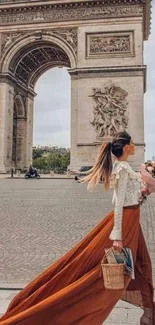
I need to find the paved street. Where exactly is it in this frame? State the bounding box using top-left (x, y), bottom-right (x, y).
top-left (0, 179), bottom-right (154, 324)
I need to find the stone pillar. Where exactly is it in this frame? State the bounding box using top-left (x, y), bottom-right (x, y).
top-left (0, 82), bottom-right (14, 172)
top-left (68, 76), bottom-right (79, 169)
top-left (16, 118), bottom-right (27, 169)
top-left (25, 96), bottom-right (34, 168)
top-left (70, 69), bottom-right (145, 170)
top-left (69, 21), bottom-right (145, 170)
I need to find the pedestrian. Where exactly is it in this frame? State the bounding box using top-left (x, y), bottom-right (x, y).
top-left (0, 131), bottom-right (154, 325)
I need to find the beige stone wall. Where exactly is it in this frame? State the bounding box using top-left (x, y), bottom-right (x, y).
top-left (69, 18), bottom-right (145, 170)
top-left (15, 119), bottom-right (27, 169)
top-left (77, 75), bottom-right (144, 142)
top-left (25, 97), bottom-right (34, 168)
top-left (70, 73), bottom-right (144, 169)
top-left (77, 20), bottom-right (143, 68)
top-left (0, 83), bottom-right (14, 171)
top-left (5, 85), bottom-right (14, 169)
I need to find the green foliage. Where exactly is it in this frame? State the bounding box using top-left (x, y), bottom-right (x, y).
top-left (33, 147), bottom-right (70, 174)
top-left (33, 148), bottom-right (44, 159)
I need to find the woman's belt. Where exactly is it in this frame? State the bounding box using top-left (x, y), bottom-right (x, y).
top-left (123, 204), bottom-right (140, 209)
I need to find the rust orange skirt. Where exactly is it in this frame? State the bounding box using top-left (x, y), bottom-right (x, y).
top-left (0, 206), bottom-right (154, 325)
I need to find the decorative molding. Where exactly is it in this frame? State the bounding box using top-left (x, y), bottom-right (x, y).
top-left (0, 0), bottom-right (148, 5)
top-left (0, 74), bottom-right (36, 97)
top-left (0, 4), bottom-right (143, 26)
top-left (69, 67), bottom-right (146, 92)
top-left (86, 31), bottom-right (134, 58)
top-left (70, 71), bottom-right (145, 79)
top-left (90, 80), bottom-right (129, 137)
top-left (0, 28), bottom-right (78, 56)
top-left (69, 66), bottom-right (146, 74)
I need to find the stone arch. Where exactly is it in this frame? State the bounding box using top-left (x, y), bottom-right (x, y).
top-left (14, 95), bottom-right (26, 118)
top-left (29, 62), bottom-right (66, 89)
top-left (0, 32), bottom-right (76, 170)
top-left (1, 32), bottom-right (76, 86)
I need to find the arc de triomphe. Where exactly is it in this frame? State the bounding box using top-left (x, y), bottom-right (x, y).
top-left (0, 0), bottom-right (151, 172)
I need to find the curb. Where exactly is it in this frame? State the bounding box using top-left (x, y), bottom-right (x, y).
top-left (3, 177), bottom-right (75, 180)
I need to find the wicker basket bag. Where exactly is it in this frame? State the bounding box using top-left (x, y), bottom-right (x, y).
top-left (101, 248), bottom-right (125, 290)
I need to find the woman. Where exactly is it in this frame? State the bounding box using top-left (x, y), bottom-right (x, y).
top-left (0, 131), bottom-right (154, 325)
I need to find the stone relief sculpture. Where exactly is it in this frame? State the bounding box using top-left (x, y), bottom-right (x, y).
top-left (90, 81), bottom-right (128, 137)
top-left (2, 33), bottom-right (20, 52)
top-left (0, 5), bottom-right (143, 25)
top-left (1, 28), bottom-right (77, 56)
top-left (52, 29), bottom-right (77, 52)
top-left (89, 35), bottom-right (131, 55)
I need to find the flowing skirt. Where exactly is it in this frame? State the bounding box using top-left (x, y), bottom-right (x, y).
top-left (0, 206), bottom-right (154, 325)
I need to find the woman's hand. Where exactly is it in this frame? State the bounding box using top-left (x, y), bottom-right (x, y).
top-left (113, 240), bottom-right (123, 252)
top-left (141, 188), bottom-right (150, 196)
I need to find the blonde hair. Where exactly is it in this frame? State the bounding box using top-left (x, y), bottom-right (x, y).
top-left (82, 131), bottom-right (132, 191)
top-left (82, 142), bottom-right (112, 191)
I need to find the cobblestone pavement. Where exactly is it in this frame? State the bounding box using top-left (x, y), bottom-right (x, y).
top-left (0, 179), bottom-right (154, 324)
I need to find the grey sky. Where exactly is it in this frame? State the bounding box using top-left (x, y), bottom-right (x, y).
top-left (144, 0), bottom-right (155, 159)
top-left (34, 3), bottom-right (155, 159)
top-left (34, 67), bottom-right (71, 148)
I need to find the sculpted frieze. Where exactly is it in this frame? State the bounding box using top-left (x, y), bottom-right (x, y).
top-left (0, 5), bottom-right (143, 25)
top-left (87, 31), bottom-right (134, 57)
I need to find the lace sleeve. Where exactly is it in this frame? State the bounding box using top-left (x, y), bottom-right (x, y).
top-left (110, 167), bottom-right (129, 241)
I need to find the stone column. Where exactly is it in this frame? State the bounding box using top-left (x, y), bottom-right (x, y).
top-left (25, 96), bottom-right (34, 168)
top-left (16, 118), bottom-right (27, 169)
top-left (68, 76), bottom-right (79, 169)
top-left (0, 82), bottom-right (14, 172)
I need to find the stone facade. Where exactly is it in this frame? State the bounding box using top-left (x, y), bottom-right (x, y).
top-left (0, 0), bottom-right (151, 171)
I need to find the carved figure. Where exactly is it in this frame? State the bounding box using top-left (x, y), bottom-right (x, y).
top-left (90, 81), bottom-right (128, 137)
top-left (89, 35), bottom-right (130, 54)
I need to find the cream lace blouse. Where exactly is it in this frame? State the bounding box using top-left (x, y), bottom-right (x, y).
top-left (109, 161), bottom-right (143, 241)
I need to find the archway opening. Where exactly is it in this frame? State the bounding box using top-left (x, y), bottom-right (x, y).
top-left (9, 41), bottom-right (70, 89)
top-left (33, 67), bottom-right (71, 173)
top-left (34, 67), bottom-right (71, 149)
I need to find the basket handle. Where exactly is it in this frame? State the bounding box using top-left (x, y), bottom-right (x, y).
top-left (101, 247), bottom-right (128, 264)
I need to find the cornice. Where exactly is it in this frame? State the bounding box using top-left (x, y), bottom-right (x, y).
top-left (69, 65), bottom-right (147, 92)
top-left (0, 0), bottom-right (151, 40)
top-left (0, 0), bottom-right (149, 9)
top-left (69, 65), bottom-right (147, 75)
top-left (0, 73), bottom-right (36, 96)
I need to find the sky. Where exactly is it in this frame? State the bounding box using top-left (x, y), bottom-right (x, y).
top-left (34, 2), bottom-right (155, 159)
top-left (144, 0), bottom-right (155, 159)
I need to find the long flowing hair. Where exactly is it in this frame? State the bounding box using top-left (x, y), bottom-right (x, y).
top-left (83, 131), bottom-right (131, 190)
top-left (83, 142), bottom-right (112, 190)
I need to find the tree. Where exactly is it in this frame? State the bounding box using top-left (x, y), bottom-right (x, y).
top-left (33, 157), bottom-right (49, 171)
top-left (32, 147), bottom-right (70, 174)
top-left (33, 148), bottom-right (43, 159)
